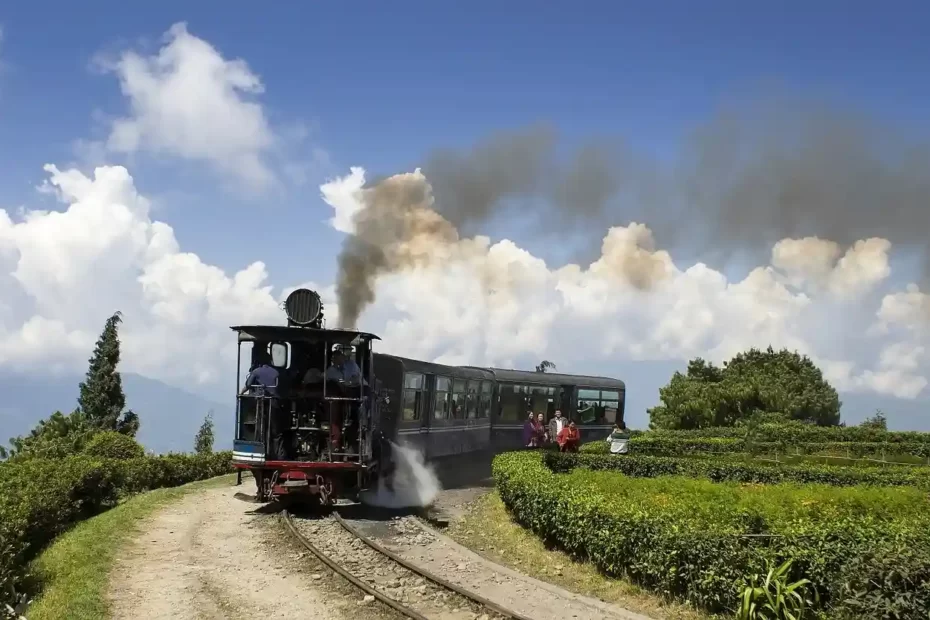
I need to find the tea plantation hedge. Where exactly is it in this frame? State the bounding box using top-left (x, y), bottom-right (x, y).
top-left (595, 435), bottom-right (930, 459)
top-left (0, 451), bottom-right (233, 613)
top-left (493, 450), bottom-right (930, 617)
top-left (642, 422), bottom-right (930, 445)
top-left (547, 451), bottom-right (930, 490)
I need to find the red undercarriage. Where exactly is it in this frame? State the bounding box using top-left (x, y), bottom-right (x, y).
top-left (233, 460), bottom-right (371, 502)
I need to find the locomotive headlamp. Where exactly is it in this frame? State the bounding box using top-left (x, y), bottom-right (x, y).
top-left (284, 288), bottom-right (323, 326)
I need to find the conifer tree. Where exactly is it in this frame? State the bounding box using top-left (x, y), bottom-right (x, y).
top-left (194, 410), bottom-right (215, 455)
top-left (77, 311), bottom-right (139, 436)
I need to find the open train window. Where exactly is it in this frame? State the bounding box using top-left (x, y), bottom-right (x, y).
top-left (451, 379), bottom-right (467, 419)
top-left (434, 376), bottom-right (452, 419)
top-left (478, 381), bottom-right (492, 419)
top-left (402, 372), bottom-right (425, 421)
top-left (268, 342), bottom-right (290, 368)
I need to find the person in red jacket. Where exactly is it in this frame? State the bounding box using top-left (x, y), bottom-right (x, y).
top-left (557, 420), bottom-right (581, 453)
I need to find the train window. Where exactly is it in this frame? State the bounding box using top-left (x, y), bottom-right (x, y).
top-left (434, 376), bottom-right (452, 420)
top-left (601, 390), bottom-right (620, 401)
top-left (478, 382), bottom-right (492, 419)
top-left (498, 383), bottom-right (524, 421)
top-left (578, 388), bottom-right (601, 401)
top-left (402, 372), bottom-right (425, 421)
top-left (464, 381), bottom-right (478, 418)
top-left (404, 373), bottom-right (424, 390)
top-left (268, 342), bottom-right (290, 368)
top-left (451, 379), bottom-right (467, 419)
top-left (528, 386), bottom-right (550, 417)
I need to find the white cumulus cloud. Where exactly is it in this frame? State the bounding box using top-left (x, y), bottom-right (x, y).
top-left (0, 162), bottom-right (928, 412)
top-left (99, 22), bottom-right (280, 191)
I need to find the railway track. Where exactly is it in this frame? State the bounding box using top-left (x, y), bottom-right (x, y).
top-left (283, 509), bottom-right (533, 620)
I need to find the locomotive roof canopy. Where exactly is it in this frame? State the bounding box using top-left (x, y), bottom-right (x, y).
top-left (230, 325), bottom-right (381, 344)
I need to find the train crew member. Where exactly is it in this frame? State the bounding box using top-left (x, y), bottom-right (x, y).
top-left (243, 349), bottom-right (279, 395)
top-left (557, 420), bottom-right (581, 453)
top-left (242, 348), bottom-right (286, 459)
top-left (326, 347), bottom-right (364, 384)
top-left (548, 409), bottom-right (566, 443)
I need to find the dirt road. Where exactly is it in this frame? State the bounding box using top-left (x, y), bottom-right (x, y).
top-left (108, 486), bottom-right (353, 620)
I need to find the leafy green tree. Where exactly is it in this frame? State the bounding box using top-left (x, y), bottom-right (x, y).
top-left (77, 311), bottom-right (139, 436)
top-left (535, 360), bottom-right (556, 373)
top-left (648, 346), bottom-right (841, 430)
top-left (194, 411), bottom-right (215, 455)
top-left (0, 409), bottom-right (96, 460)
top-left (860, 410), bottom-right (888, 431)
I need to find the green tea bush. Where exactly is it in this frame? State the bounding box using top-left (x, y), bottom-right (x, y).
top-left (547, 452), bottom-right (930, 489)
top-left (493, 450), bottom-right (930, 617)
top-left (645, 421), bottom-right (930, 445)
top-left (0, 451), bottom-right (232, 615)
top-left (82, 431), bottom-right (146, 460)
top-left (605, 435), bottom-right (930, 460)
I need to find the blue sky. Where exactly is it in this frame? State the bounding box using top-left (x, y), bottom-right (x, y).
top-left (2, 1), bottom-right (929, 290)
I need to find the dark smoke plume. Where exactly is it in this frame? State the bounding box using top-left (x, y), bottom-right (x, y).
top-left (336, 95), bottom-right (930, 328)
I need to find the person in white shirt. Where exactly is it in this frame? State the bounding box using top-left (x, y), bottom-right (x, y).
top-left (547, 409), bottom-right (566, 442)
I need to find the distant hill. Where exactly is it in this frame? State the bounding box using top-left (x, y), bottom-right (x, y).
top-left (0, 372), bottom-right (230, 454)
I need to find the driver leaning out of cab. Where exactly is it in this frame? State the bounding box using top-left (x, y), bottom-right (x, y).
top-left (325, 347), bottom-right (366, 385)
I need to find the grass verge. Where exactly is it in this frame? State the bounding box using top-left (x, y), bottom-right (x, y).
top-left (445, 490), bottom-right (709, 620)
top-left (25, 473), bottom-right (237, 620)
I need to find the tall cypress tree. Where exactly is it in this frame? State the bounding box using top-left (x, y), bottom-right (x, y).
top-left (77, 311), bottom-right (139, 436)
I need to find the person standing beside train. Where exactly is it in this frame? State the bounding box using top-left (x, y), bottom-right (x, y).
top-left (535, 412), bottom-right (548, 445)
top-left (523, 412), bottom-right (537, 447)
top-left (548, 409), bottom-right (566, 445)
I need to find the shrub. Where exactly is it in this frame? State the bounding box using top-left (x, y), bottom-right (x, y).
top-left (547, 452), bottom-right (930, 490)
top-left (0, 451), bottom-right (232, 615)
top-left (493, 450), bottom-right (930, 617)
top-left (609, 435), bottom-right (930, 460)
top-left (82, 432), bottom-right (145, 460)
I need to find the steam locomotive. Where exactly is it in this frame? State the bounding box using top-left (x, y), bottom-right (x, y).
top-left (232, 288), bottom-right (625, 504)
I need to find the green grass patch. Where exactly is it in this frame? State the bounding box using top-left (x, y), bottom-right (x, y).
top-left (25, 474), bottom-right (236, 620)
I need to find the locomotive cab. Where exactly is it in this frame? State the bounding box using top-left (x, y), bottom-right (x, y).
top-left (231, 288), bottom-right (382, 504)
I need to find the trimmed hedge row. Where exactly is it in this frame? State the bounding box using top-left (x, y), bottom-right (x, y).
top-left (615, 436), bottom-right (930, 459)
top-left (493, 450), bottom-right (930, 617)
top-left (547, 451), bottom-right (930, 489)
top-left (642, 423), bottom-right (930, 445)
top-left (0, 451), bottom-right (233, 614)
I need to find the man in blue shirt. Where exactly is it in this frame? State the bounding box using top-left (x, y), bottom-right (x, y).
top-left (243, 349), bottom-right (280, 395)
top-left (326, 348), bottom-right (364, 384)
top-left (242, 348), bottom-right (284, 458)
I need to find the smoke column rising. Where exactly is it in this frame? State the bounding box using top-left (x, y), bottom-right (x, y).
top-left (334, 95), bottom-right (930, 328)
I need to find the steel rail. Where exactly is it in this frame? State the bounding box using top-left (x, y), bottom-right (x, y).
top-left (334, 512), bottom-right (534, 620)
top-left (282, 510), bottom-right (429, 620)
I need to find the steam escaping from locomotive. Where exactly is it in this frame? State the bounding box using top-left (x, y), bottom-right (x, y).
top-left (360, 442), bottom-right (441, 509)
top-left (332, 96), bottom-right (930, 327)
